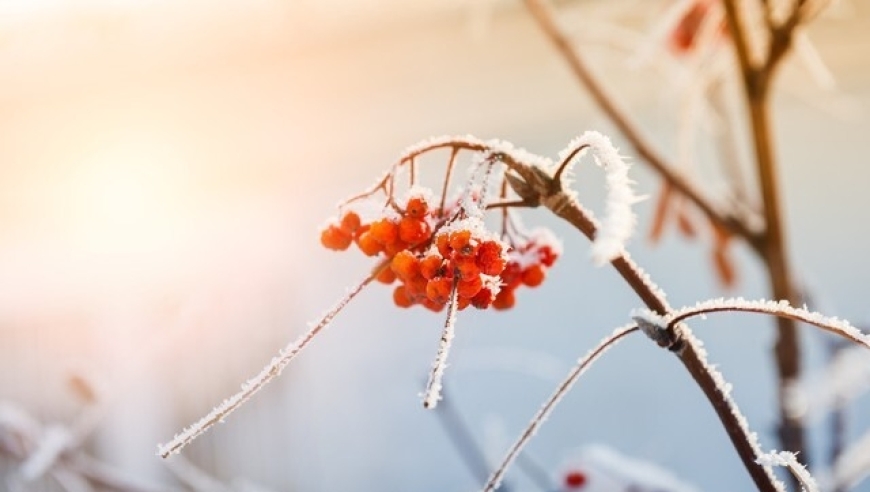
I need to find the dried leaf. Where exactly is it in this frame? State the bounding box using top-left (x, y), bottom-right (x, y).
top-left (675, 206), bottom-right (697, 238)
top-left (648, 181), bottom-right (674, 244)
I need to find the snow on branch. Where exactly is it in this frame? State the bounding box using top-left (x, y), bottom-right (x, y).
top-left (558, 131), bottom-right (644, 265)
top-left (656, 298), bottom-right (870, 349)
top-left (157, 265), bottom-right (383, 458)
top-left (422, 285), bottom-right (460, 409)
top-left (481, 323), bottom-right (639, 492)
top-left (757, 451), bottom-right (818, 492)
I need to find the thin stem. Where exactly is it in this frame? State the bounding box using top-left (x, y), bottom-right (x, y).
top-left (423, 282), bottom-right (460, 409)
top-left (553, 143), bottom-right (589, 186)
top-left (440, 148), bottom-right (460, 216)
top-left (540, 189), bottom-right (780, 491)
top-left (723, 0), bottom-right (806, 464)
top-left (482, 325), bottom-right (639, 492)
top-left (663, 299), bottom-right (870, 349)
top-left (522, 0), bottom-right (762, 251)
top-left (158, 260), bottom-right (388, 458)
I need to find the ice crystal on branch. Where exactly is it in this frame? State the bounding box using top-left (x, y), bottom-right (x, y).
top-left (558, 131), bottom-right (643, 265)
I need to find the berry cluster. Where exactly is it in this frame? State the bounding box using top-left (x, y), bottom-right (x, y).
top-left (320, 192), bottom-right (560, 311)
top-left (495, 230), bottom-right (561, 310)
top-left (320, 194), bottom-right (434, 257)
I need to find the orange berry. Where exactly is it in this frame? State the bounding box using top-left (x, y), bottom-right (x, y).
top-left (320, 225), bottom-right (352, 251)
top-left (457, 275), bottom-right (483, 299)
top-left (384, 239), bottom-right (409, 257)
top-left (455, 257), bottom-right (480, 280)
top-left (457, 296), bottom-right (471, 311)
top-left (423, 298), bottom-right (446, 312)
top-left (476, 241), bottom-right (506, 275)
top-left (370, 219), bottom-right (398, 245)
top-left (406, 197), bottom-right (429, 219)
top-left (419, 254), bottom-right (444, 280)
top-left (393, 285), bottom-right (414, 308)
top-left (404, 275), bottom-right (429, 301)
top-left (357, 231), bottom-right (383, 256)
top-left (522, 264), bottom-right (546, 287)
top-left (426, 277), bottom-right (454, 305)
top-left (353, 223), bottom-right (370, 240)
top-left (391, 251), bottom-right (420, 280)
top-left (471, 288), bottom-right (494, 309)
top-left (539, 245), bottom-right (558, 267)
top-left (492, 288), bottom-right (516, 310)
top-left (500, 262), bottom-right (523, 289)
top-left (377, 266), bottom-right (397, 284)
top-left (398, 217), bottom-right (431, 246)
top-left (339, 211), bottom-right (361, 234)
top-left (435, 233), bottom-right (452, 257)
top-left (449, 230), bottom-right (478, 257)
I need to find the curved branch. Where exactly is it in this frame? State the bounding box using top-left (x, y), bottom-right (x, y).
top-left (482, 324), bottom-right (639, 492)
top-left (664, 298), bottom-right (870, 349)
top-left (158, 260), bottom-right (388, 458)
top-left (523, 0), bottom-right (763, 251)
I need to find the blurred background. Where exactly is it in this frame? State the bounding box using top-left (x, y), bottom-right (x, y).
top-left (1, 0), bottom-right (870, 490)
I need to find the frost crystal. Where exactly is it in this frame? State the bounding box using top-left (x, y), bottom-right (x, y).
top-left (560, 131), bottom-right (644, 265)
top-left (757, 451), bottom-right (818, 492)
top-left (665, 298), bottom-right (870, 349)
top-left (422, 287), bottom-right (460, 409)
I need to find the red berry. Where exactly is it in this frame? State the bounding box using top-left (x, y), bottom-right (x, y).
top-left (500, 262), bottom-right (523, 289)
top-left (522, 264), bottom-right (546, 287)
top-left (476, 241), bottom-right (506, 275)
top-left (449, 230), bottom-right (478, 258)
top-left (339, 211), bottom-right (361, 234)
top-left (492, 288), bottom-right (516, 310)
top-left (377, 266), bottom-right (397, 284)
top-left (426, 277), bottom-right (453, 305)
top-left (435, 233), bottom-right (452, 257)
top-left (419, 254), bottom-right (444, 280)
top-left (321, 225), bottom-right (352, 251)
top-left (406, 275), bottom-right (429, 301)
top-left (455, 257), bottom-right (480, 280)
top-left (393, 285), bottom-right (414, 308)
top-left (539, 245), bottom-right (558, 267)
top-left (384, 239), bottom-right (409, 257)
top-left (398, 217), bottom-right (431, 246)
top-left (357, 231), bottom-right (383, 256)
top-left (370, 219), bottom-right (398, 245)
top-left (471, 288), bottom-right (494, 309)
top-left (391, 251), bottom-right (420, 280)
top-left (457, 276), bottom-right (483, 299)
top-left (564, 470), bottom-right (587, 489)
top-left (405, 197), bottom-right (429, 219)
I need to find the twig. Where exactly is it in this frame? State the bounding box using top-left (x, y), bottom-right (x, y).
top-left (158, 260), bottom-right (388, 458)
top-left (482, 324), bottom-right (639, 492)
top-left (522, 0), bottom-right (762, 251)
top-left (723, 0), bottom-right (806, 466)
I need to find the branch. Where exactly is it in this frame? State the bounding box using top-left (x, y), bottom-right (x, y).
top-left (482, 324), bottom-right (639, 492)
top-left (724, 0), bottom-right (806, 465)
top-left (158, 261), bottom-right (387, 458)
top-left (522, 0), bottom-right (762, 252)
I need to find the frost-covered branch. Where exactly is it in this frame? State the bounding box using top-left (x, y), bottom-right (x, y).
top-left (522, 0), bottom-right (762, 248)
top-left (660, 298), bottom-right (870, 350)
top-left (557, 131), bottom-right (644, 265)
top-left (481, 324), bottom-right (639, 492)
top-left (422, 284), bottom-right (460, 409)
top-left (158, 263), bottom-right (384, 458)
top-left (757, 451), bottom-right (818, 492)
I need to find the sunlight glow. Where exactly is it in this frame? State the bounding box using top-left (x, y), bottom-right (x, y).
top-left (70, 136), bottom-right (190, 257)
